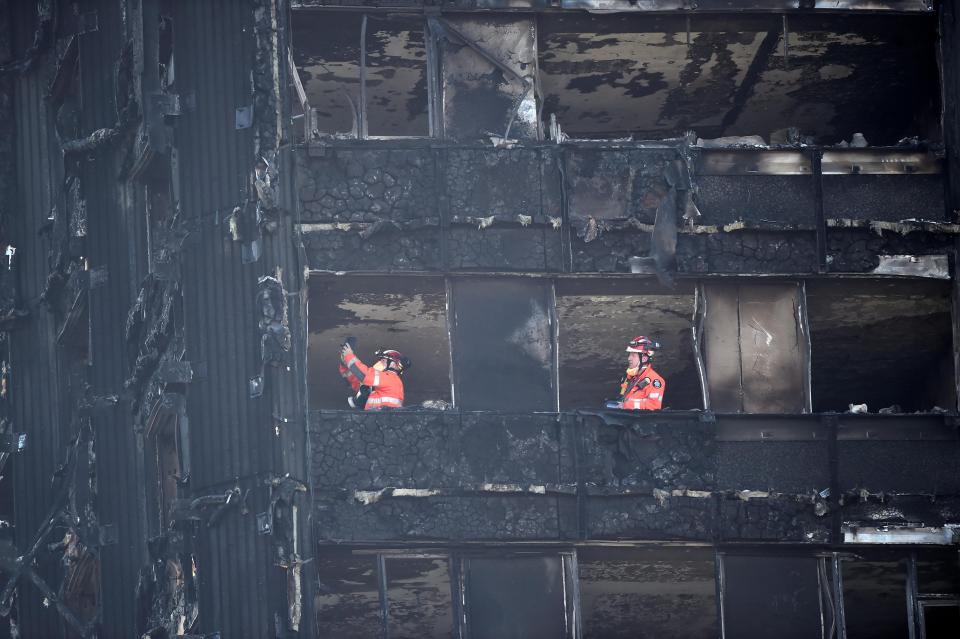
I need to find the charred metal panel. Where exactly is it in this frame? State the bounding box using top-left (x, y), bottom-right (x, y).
top-left (823, 175), bottom-right (946, 222)
top-left (717, 441), bottom-right (830, 494)
top-left (826, 228), bottom-right (955, 273)
top-left (677, 231), bottom-right (819, 274)
top-left (572, 230), bottom-right (653, 273)
top-left (721, 555), bottom-right (823, 639)
top-left (296, 148), bottom-right (438, 223)
top-left (695, 175), bottom-right (815, 226)
top-left (570, 414), bottom-right (715, 491)
top-left (302, 226), bottom-right (442, 271)
top-left (445, 148), bottom-right (552, 223)
top-left (564, 148), bottom-right (676, 223)
top-left (578, 547), bottom-right (717, 639)
top-left (447, 227), bottom-right (563, 272)
top-left (555, 279), bottom-right (702, 410)
top-left (837, 428), bottom-right (960, 494)
top-left (450, 278), bottom-right (555, 410)
top-left (438, 16), bottom-right (538, 142)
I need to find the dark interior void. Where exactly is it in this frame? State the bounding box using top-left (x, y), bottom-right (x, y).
top-left (721, 554), bottom-right (822, 639)
top-left (578, 546), bottom-right (717, 639)
top-left (556, 279), bottom-right (701, 410)
top-left (806, 279), bottom-right (954, 413)
top-left (307, 275), bottom-right (451, 409)
top-left (466, 556), bottom-right (569, 639)
top-left (385, 556), bottom-right (454, 639)
top-left (451, 278), bottom-right (556, 411)
top-left (842, 560), bottom-right (909, 639)
top-left (920, 602), bottom-right (960, 639)
top-left (314, 552), bottom-right (382, 639)
top-left (538, 13), bottom-right (940, 143)
top-left (292, 12), bottom-right (428, 136)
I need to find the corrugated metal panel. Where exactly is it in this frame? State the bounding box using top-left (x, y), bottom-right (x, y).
top-left (76, 2), bottom-right (146, 636)
top-left (8, 3), bottom-right (66, 636)
top-left (173, 2), bottom-right (283, 636)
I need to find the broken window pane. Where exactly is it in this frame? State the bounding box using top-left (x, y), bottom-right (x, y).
top-left (384, 556), bottom-right (453, 639)
top-left (438, 16), bottom-right (539, 142)
top-left (307, 275), bottom-right (451, 409)
top-left (292, 12), bottom-right (363, 136)
top-left (465, 556), bottom-right (568, 639)
top-left (555, 279), bottom-right (702, 410)
top-left (721, 555), bottom-right (822, 639)
top-left (450, 278), bottom-right (555, 411)
top-left (842, 560), bottom-right (909, 639)
top-left (578, 547), bottom-right (717, 639)
top-left (365, 15), bottom-right (429, 137)
top-left (806, 280), bottom-right (954, 413)
top-left (314, 552), bottom-right (383, 639)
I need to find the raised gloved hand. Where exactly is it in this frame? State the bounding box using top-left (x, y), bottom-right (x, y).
top-left (340, 341), bottom-right (353, 360)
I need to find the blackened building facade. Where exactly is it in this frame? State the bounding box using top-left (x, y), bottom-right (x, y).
top-left (1, 0), bottom-right (959, 637)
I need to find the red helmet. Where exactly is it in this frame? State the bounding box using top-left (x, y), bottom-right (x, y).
top-left (375, 348), bottom-right (407, 373)
top-left (626, 336), bottom-right (659, 356)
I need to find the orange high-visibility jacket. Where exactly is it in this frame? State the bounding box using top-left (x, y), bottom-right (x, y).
top-left (338, 362), bottom-right (362, 393)
top-left (619, 365), bottom-right (665, 410)
top-left (342, 353), bottom-right (404, 410)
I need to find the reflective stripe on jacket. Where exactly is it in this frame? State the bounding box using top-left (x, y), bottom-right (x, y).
top-left (619, 365), bottom-right (665, 411)
top-left (343, 353), bottom-right (404, 410)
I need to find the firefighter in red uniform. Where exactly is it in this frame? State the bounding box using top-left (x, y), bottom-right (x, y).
top-left (609, 336), bottom-right (665, 410)
top-left (340, 340), bottom-right (407, 410)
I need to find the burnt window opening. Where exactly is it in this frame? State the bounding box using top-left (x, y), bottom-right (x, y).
top-left (842, 559), bottom-right (910, 639)
top-left (578, 546), bottom-right (717, 639)
top-left (158, 3), bottom-right (173, 91)
top-left (291, 12), bottom-right (430, 139)
top-left (313, 548), bottom-right (574, 639)
top-left (719, 553), bottom-right (827, 639)
top-left (556, 279), bottom-right (702, 411)
top-left (144, 401), bottom-right (184, 538)
top-left (449, 278), bottom-right (557, 411)
top-left (307, 275), bottom-right (452, 410)
top-left (144, 163), bottom-right (174, 277)
top-left (806, 279), bottom-right (955, 414)
top-left (538, 13), bottom-right (941, 145)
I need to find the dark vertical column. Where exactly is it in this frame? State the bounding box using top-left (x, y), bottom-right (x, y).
top-left (943, 3), bottom-right (960, 412)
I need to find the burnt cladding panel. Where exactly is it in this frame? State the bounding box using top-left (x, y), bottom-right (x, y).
top-left (77, 1), bottom-right (146, 633)
top-left (9, 7), bottom-right (64, 635)
top-left (173, 2), bottom-right (274, 637)
top-left (451, 278), bottom-right (555, 411)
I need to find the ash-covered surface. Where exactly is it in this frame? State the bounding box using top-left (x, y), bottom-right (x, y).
top-left (841, 494), bottom-right (960, 528)
top-left (677, 231), bottom-right (818, 273)
top-left (297, 149), bottom-right (438, 223)
top-left (838, 440), bottom-right (960, 494)
top-left (586, 495), bottom-right (715, 540)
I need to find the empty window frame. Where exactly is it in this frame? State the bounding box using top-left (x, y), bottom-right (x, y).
top-left (312, 549), bottom-right (573, 639)
top-left (578, 546), bottom-right (717, 639)
top-left (449, 278), bottom-right (557, 411)
top-left (806, 279), bottom-right (955, 414)
top-left (291, 12), bottom-right (430, 139)
top-left (719, 553), bottom-right (827, 639)
top-left (555, 278), bottom-right (702, 410)
top-left (841, 559), bottom-right (910, 639)
top-left (538, 13), bottom-right (941, 144)
top-left (307, 275), bottom-right (452, 409)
